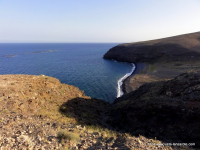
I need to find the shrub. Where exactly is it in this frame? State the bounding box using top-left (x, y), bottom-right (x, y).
top-left (57, 130), bottom-right (79, 142)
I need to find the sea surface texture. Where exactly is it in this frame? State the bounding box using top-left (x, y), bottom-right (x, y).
top-left (0, 43), bottom-right (133, 102)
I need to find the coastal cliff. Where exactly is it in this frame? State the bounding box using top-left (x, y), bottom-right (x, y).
top-left (1, 31), bottom-right (200, 149)
top-left (104, 31), bottom-right (200, 93)
top-left (103, 31), bottom-right (200, 148)
top-left (104, 31), bottom-right (200, 63)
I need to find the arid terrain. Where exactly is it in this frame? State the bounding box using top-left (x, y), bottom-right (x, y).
top-left (1, 32), bottom-right (200, 149)
top-left (0, 74), bottom-right (177, 149)
top-left (103, 31), bottom-right (200, 149)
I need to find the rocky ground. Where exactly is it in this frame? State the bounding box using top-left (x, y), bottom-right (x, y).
top-left (108, 71), bottom-right (200, 149)
top-left (0, 74), bottom-right (180, 150)
top-left (103, 32), bottom-right (200, 149)
top-left (0, 111), bottom-right (178, 150)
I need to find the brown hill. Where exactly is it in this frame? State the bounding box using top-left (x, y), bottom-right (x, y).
top-left (104, 31), bottom-right (200, 63)
top-left (0, 74), bottom-right (112, 149)
top-left (0, 74), bottom-right (173, 149)
top-left (103, 32), bottom-right (200, 149)
top-left (104, 31), bottom-right (200, 93)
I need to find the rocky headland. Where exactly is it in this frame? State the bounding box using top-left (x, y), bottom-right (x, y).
top-left (104, 31), bottom-right (200, 93)
top-left (103, 31), bottom-right (200, 148)
top-left (1, 32), bottom-right (200, 149)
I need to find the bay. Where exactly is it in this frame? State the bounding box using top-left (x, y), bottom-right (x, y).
top-left (0, 43), bottom-right (133, 102)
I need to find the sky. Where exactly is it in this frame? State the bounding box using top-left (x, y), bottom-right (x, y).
top-left (0, 0), bottom-right (200, 43)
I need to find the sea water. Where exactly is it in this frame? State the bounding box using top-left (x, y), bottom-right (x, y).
top-left (0, 43), bottom-right (133, 102)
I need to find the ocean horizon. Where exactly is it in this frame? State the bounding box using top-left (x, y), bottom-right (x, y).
top-left (0, 43), bottom-right (133, 102)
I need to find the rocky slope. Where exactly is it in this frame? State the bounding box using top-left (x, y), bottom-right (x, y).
top-left (0, 74), bottom-right (177, 149)
top-left (104, 31), bottom-right (200, 93)
top-left (103, 32), bottom-right (200, 149)
top-left (104, 31), bottom-right (200, 63)
top-left (1, 32), bottom-right (200, 149)
top-left (107, 71), bottom-right (200, 148)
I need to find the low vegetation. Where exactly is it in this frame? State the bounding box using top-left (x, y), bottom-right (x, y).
top-left (57, 130), bottom-right (79, 142)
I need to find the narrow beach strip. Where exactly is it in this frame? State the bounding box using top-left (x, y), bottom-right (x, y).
top-left (117, 63), bottom-right (136, 98)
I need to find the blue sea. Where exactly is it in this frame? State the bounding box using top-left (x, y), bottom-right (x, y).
top-left (0, 43), bottom-right (133, 102)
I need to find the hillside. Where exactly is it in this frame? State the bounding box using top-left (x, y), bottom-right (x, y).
top-left (103, 31), bottom-right (200, 148)
top-left (2, 31), bottom-right (200, 149)
top-left (104, 31), bottom-right (200, 93)
top-left (0, 74), bottom-right (175, 149)
top-left (107, 71), bottom-right (200, 148)
top-left (104, 31), bottom-right (200, 63)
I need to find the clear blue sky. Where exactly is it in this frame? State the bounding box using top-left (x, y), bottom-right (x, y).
top-left (0, 0), bottom-right (200, 43)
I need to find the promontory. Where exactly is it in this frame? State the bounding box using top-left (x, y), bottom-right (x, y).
top-left (104, 31), bottom-right (200, 148)
top-left (1, 31), bottom-right (200, 149)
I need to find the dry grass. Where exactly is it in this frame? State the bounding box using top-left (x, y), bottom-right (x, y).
top-left (0, 74), bottom-right (91, 126)
top-left (57, 130), bottom-right (79, 142)
top-left (85, 125), bottom-right (122, 139)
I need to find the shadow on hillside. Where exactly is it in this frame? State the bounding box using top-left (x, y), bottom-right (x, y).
top-left (59, 97), bottom-right (131, 149)
top-left (59, 97), bottom-right (110, 126)
top-left (60, 97), bottom-right (110, 127)
top-left (59, 96), bottom-right (199, 149)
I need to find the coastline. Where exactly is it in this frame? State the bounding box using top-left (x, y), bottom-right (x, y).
top-left (122, 63), bottom-right (146, 94)
top-left (117, 63), bottom-right (135, 98)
